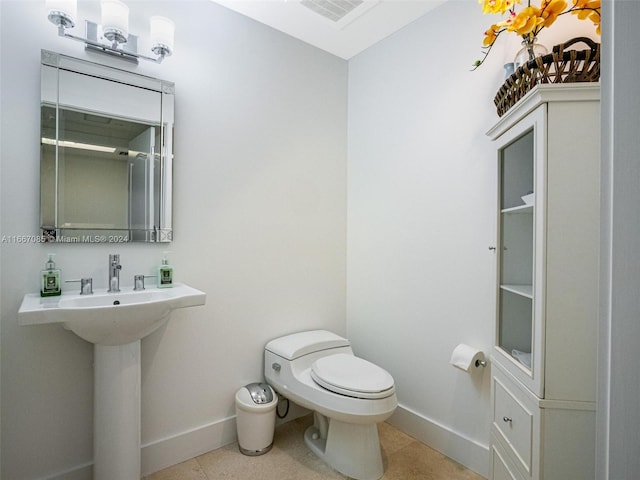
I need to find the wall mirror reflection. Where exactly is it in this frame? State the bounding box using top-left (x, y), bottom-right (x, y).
top-left (40, 50), bottom-right (174, 243)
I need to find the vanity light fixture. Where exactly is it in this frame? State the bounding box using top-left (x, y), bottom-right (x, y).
top-left (45, 0), bottom-right (174, 63)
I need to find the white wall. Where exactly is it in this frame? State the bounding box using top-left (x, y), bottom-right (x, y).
top-left (598, 1), bottom-right (640, 478)
top-left (346, 1), bottom-right (598, 476)
top-left (0, 1), bottom-right (347, 478)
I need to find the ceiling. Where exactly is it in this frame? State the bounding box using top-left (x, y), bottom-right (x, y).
top-left (210, 0), bottom-right (447, 59)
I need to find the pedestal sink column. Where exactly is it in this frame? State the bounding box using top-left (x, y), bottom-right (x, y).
top-left (94, 340), bottom-right (141, 480)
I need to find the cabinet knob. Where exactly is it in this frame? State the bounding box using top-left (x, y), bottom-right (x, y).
top-left (503, 416), bottom-right (512, 424)
top-left (488, 246), bottom-right (497, 251)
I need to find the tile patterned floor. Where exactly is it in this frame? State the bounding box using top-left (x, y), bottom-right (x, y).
top-left (144, 415), bottom-right (485, 480)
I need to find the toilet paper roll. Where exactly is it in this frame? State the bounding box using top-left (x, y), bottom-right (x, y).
top-left (450, 344), bottom-right (485, 372)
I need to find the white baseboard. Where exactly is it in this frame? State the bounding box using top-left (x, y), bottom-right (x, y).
top-left (42, 400), bottom-right (311, 479)
top-left (44, 404), bottom-right (487, 479)
top-left (41, 462), bottom-right (92, 480)
top-left (387, 404), bottom-right (489, 478)
top-left (141, 415), bottom-right (238, 476)
top-left (37, 419), bottom-right (239, 479)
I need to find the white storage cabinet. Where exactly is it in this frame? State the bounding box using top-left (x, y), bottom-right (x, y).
top-left (486, 84), bottom-right (600, 480)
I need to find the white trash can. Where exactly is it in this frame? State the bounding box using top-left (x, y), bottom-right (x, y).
top-left (235, 383), bottom-right (278, 455)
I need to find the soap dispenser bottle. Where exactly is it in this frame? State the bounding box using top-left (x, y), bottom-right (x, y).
top-left (158, 252), bottom-right (173, 288)
top-left (41, 253), bottom-right (61, 297)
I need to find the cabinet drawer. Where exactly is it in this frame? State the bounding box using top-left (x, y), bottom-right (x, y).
top-left (491, 441), bottom-right (524, 480)
top-left (493, 376), bottom-right (535, 475)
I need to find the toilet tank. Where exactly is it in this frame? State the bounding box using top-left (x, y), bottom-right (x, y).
top-left (265, 330), bottom-right (350, 360)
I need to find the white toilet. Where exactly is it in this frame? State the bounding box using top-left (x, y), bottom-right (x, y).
top-left (264, 330), bottom-right (397, 480)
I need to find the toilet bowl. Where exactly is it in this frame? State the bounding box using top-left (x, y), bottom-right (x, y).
top-left (264, 330), bottom-right (397, 480)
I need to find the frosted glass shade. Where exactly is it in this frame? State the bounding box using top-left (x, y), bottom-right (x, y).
top-left (101, 0), bottom-right (129, 39)
top-left (46, 0), bottom-right (77, 28)
top-left (150, 16), bottom-right (175, 56)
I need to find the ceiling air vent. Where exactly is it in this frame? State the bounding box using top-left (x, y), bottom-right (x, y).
top-left (300, 0), bottom-right (364, 23)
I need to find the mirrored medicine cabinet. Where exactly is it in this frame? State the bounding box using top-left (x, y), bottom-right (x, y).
top-left (40, 50), bottom-right (174, 243)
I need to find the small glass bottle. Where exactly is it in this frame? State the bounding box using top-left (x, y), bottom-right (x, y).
top-left (41, 253), bottom-right (61, 297)
top-left (158, 253), bottom-right (173, 288)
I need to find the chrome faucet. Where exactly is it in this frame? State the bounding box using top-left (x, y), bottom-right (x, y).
top-left (108, 254), bottom-right (122, 293)
top-left (66, 277), bottom-right (93, 295)
top-left (133, 274), bottom-right (156, 291)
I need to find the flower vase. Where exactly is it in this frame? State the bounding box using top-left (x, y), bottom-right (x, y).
top-left (514, 36), bottom-right (548, 69)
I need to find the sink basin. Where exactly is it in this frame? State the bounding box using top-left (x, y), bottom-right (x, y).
top-left (18, 283), bottom-right (206, 345)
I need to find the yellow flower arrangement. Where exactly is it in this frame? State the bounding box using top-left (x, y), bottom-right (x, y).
top-left (473, 0), bottom-right (601, 69)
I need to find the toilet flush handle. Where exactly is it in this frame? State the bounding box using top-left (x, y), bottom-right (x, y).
top-left (272, 363), bottom-right (281, 372)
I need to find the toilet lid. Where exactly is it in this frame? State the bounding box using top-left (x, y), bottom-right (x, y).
top-left (311, 354), bottom-right (395, 400)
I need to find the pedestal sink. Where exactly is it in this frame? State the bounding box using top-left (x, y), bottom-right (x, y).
top-left (18, 283), bottom-right (206, 480)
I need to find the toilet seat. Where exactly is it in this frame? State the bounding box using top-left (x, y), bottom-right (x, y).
top-left (310, 353), bottom-right (395, 400)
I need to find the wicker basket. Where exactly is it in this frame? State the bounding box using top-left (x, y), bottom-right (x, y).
top-left (494, 37), bottom-right (600, 117)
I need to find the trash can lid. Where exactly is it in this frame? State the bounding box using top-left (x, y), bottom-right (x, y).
top-left (244, 383), bottom-right (274, 404)
top-left (235, 383), bottom-right (278, 413)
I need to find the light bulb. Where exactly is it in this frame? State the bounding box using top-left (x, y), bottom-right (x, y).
top-left (150, 16), bottom-right (175, 57)
top-left (46, 0), bottom-right (77, 29)
top-left (101, 0), bottom-right (129, 44)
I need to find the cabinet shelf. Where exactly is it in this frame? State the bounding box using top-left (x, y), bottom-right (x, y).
top-left (500, 284), bottom-right (533, 299)
top-left (502, 204), bottom-right (534, 214)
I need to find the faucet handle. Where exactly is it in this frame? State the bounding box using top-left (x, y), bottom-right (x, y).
top-left (66, 277), bottom-right (93, 295)
top-left (134, 274), bottom-right (157, 291)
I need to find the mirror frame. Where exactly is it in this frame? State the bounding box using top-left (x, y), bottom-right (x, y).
top-left (40, 50), bottom-right (174, 243)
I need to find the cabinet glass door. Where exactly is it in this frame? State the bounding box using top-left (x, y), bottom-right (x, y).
top-left (498, 129), bottom-right (534, 372)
